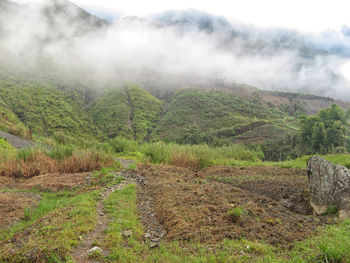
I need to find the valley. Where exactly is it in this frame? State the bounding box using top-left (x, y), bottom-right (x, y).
top-left (0, 0), bottom-right (350, 262)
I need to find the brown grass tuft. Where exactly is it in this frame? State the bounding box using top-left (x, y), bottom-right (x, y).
top-left (170, 151), bottom-right (200, 170)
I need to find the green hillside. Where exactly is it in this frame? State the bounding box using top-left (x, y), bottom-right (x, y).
top-left (89, 85), bottom-right (164, 142)
top-left (0, 98), bottom-right (30, 138)
top-left (152, 89), bottom-right (298, 145)
top-left (0, 78), bottom-right (97, 138)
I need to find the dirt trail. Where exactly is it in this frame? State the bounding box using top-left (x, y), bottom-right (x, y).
top-left (71, 176), bottom-right (132, 263)
top-left (123, 170), bottom-right (165, 245)
top-left (71, 162), bottom-right (165, 262)
top-left (71, 159), bottom-right (140, 263)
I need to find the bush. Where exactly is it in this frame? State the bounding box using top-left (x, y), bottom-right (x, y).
top-left (110, 137), bottom-right (138, 153)
top-left (47, 145), bottom-right (74, 160)
top-left (140, 142), bottom-right (171, 164)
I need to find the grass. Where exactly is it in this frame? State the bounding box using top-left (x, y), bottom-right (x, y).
top-left (228, 207), bottom-right (245, 222)
top-left (152, 89), bottom-right (292, 145)
top-left (0, 146), bottom-right (117, 178)
top-left (213, 153), bottom-right (350, 170)
top-left (109, 138), bottom-right (264, 169)
top-left (0, 189), bottom-right (100, 262)
top-left (89, 85), bottom-right (163, 141)
top-left (0, 137), bottom-right (16, 159)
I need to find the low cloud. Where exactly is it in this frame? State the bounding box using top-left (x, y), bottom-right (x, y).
top-left (0, 1), bottom-right (349, 100)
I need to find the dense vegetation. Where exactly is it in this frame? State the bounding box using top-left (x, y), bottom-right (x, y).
top-left (0, 71), bottom-right (349, 162)
top-left (89, 85), bottom-right (163, 142)
top-left (109, 136), bottom-right (264, 169)
top-left (153, 89), bottom-right (297, 145)
top-left (0, 99), bottom-right (30, 138)
top-left (299, 104), bottom-right (350, 154)
top-left (0, 78), bottom-right (97, 139)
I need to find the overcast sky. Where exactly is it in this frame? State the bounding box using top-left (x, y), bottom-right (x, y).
top-left (14, 0), bottom-right (350, 33)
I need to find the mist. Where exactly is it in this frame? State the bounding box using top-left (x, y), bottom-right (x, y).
top-left (1, 0), bottom-right (350, 100)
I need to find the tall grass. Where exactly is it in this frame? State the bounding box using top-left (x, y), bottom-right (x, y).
top-left (109, 137), bottom-right (264, 169)
top-left (0, 145), bottom-right (116, 178)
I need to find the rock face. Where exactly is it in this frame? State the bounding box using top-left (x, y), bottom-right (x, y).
top-left (307, 156), bottom-right (350, 219)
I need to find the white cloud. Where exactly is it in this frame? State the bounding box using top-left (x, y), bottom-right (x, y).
top-left (4, 0), bottom-right (350, 100)
top-left (13, 0), bottom-right (350, 33)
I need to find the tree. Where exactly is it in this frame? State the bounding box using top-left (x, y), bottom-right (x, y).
top-left (299, 104), bottom-right (349, 154)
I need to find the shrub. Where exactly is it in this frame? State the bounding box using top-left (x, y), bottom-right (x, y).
top-left (110, 137), bottom-right (138, 153)
top-left (47, 145), bottom-right (74, 160)
top-left (140, 142), bottom-right (171, 164)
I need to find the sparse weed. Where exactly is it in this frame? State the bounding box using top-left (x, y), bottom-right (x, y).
top-left (228, 207), bottom-right (245, 222)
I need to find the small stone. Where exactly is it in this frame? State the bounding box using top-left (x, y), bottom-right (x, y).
top-left (144, 233), bottom-right (151, 238)
top-left (122, 229), bottom-right (133, 237)
top-left (149, 242), bottom-right (159, 249)
top-left (87, 246), bottom-right (102, 255)
top-left (99, 212), bottom-right (105, 216)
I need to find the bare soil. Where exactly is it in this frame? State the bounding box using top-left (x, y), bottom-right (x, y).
top-left (0, 192), bottom-right (40, 229)
top-left (134, 165), bottom-right (334, 248)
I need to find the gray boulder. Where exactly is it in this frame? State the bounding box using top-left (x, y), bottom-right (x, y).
top-left (307, 156), bottom-right (350, 219)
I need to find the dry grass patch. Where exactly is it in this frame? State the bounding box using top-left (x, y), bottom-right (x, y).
top-left (20, 172), bottom-right (91, 191)
top-left (0, 149), bottom-right (115, 178)
top-left (135, 164), bottom-right (334, 248)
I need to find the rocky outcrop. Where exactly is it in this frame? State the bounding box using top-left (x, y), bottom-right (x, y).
top-left (307, 156), bottom-right (350, 219)
top-left (0, 131), bottom-right (49, 150)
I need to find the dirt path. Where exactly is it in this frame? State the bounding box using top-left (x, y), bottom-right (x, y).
top-left (123, 170), bottom-right (165, 246)
top-left (71, 176), bottom-right (131, 263)
top-left (71, 161), bottom-right (165, 262)
top-left (115, 158), bottom-right (136, 169)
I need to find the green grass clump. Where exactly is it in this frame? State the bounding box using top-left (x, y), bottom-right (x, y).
top-left (110, 136), bottom-right (139, 153)
top-left (288, 220), bottom-right (350, 263)
top-left (48, 144), bottom-right (74, 160)
top-left (0, 137), bottom-right (16, 160)
top-left (228, 207), bottom-right (245, 222)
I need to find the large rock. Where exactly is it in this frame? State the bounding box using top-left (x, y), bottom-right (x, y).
top-left (307, 156), bottom-right (350, 219)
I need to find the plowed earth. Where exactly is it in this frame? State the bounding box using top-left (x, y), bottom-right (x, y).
top-left (19, 172), bottom-right (91, 191)
top-left (135, 165), bottom-right (334, 248)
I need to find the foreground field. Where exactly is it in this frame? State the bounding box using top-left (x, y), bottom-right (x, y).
top-left (0, 162), bottom-right (348, 263)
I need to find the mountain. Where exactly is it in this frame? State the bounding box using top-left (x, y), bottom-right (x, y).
top-left (39, 0), bottom-right (108, 35)
top-left (0, 0), bottom-right (349, 154)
